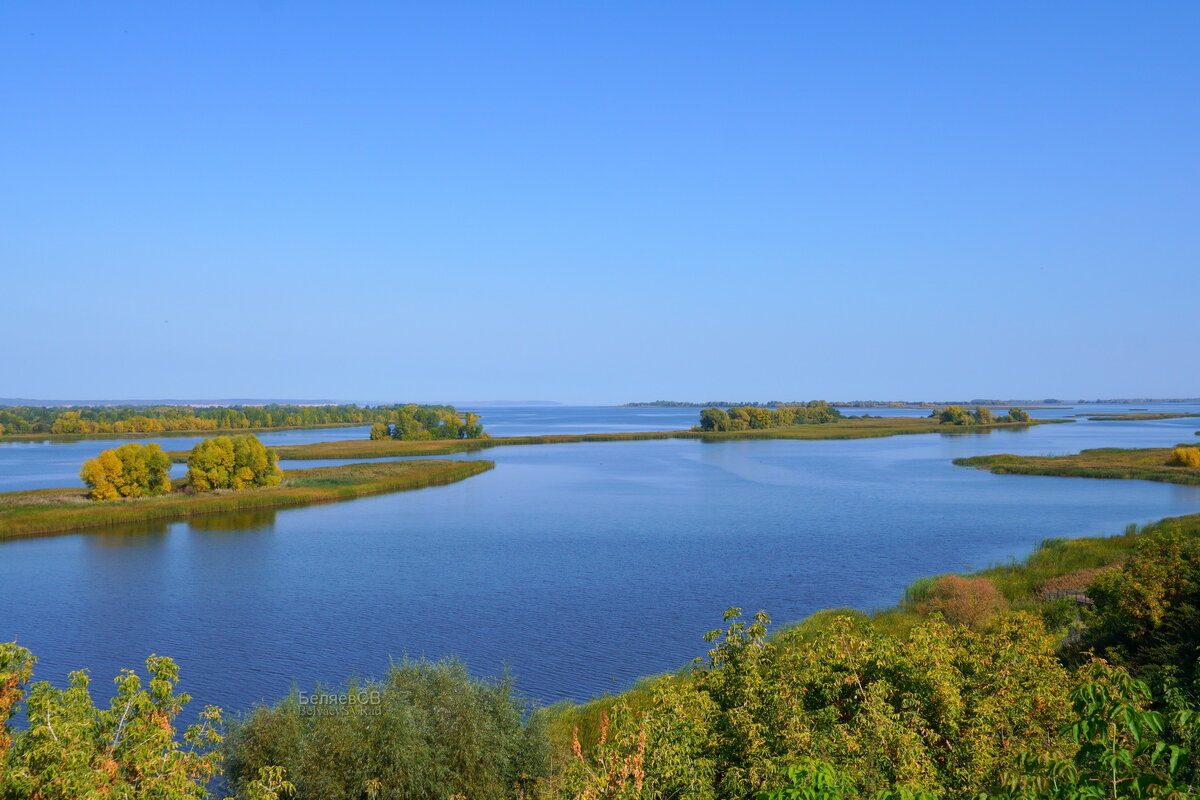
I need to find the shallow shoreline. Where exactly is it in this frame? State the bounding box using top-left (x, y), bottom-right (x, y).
top-left (955, 447), bottom-right (1200, 486)
top-left (0, 459), bottom-right (493, 540)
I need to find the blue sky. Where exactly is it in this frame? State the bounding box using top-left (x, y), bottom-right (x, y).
top-left (2, 2), bottom-right (1196, 404)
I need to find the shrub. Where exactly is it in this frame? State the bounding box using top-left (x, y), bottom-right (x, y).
top-left (915, 575), bottom-right (1008, 629)
top-left (186, 435), bottom-right (282, 492)
top-left (369, 422), bottom-right (390, 440)
top-left (225, 658), bottom-right (546, 800)
top-left (1168, 446), bottom-right (1200, 467)
top-left (79, 442), bottom-right (172, 500)
top-left (937, 406), bottom-right (972, 425)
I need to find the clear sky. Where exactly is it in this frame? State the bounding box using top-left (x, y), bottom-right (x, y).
top-left (2, 2), bottom-right (1196, 404)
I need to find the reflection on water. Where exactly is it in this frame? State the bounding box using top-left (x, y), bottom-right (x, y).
top-left (187, 507), bottom-right (278, 532)
top-left (88, 519), bottom-right (171, 544)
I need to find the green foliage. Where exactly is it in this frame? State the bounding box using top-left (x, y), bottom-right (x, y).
top-left (558, 609), bottom-right (1076, 800)
top-left (0, 647), bottom-right (225, 800)
top-left (0, 403), bottom-right (484, 439)
top-left (972, 407), bottom-right (994, 424)
top-left (999, 661), bottom-right (1196, 799)
top-left (79, 442), bottom-right (172, 500)
top-left (936, 406), bottom-right (973, 426)
top-left (225, 658), bottom-right (545, 800)
top-left (700, 408), bottom-right (733, 432)
top-left (1079, 525), bottom-right (1200, 687)
top-left (373, 406), bottom-right (484, 441)
top-left (697, 403), bottom-right (842, 432)
top-left (187, 435), bottom-right (282, 492)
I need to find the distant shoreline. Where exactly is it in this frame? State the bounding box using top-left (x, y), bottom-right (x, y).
top-left (623, 399), bottom-right (1200, 409)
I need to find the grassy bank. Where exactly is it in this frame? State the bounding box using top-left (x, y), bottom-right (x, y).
top-left (1078, 411), bottom-right (1200, 421)
top-left (954, 447), bottom-right (1200, 486)
top-left (0, 459), bottom-right (493, 540)
top-left (201, 417), bottom-right (1068, 461)
top-left (554, 507), bottom-right (1200, 736)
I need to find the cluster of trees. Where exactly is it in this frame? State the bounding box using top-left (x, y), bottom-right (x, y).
top-left (0, 404), bottom-right (471, 436)
top-left (186, 435), bottom-right (282, 492)
top-left (933, 406), bottom-right (1031, 425)
top-left (79, 442), bottom-right (173, 500)
top-left (368, 406), bottom-right (484, 441)
top-left (698, 402), bottom-right (842, 432)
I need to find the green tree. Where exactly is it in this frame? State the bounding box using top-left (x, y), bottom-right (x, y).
top-left (1080, 526), bottom-right (1200, 686)
top-left (972, 407), bottom-right (994, 424)
top-left (369, 422), bottom-right (390, 440)
top-left (938, 406), bottom-right (973, 426)
top-left (186, 435), bottom-right (282, 492)
top-left (699, 408), bottom-right (732, 432)
top-left (79, 443), bottom-right (172, 501)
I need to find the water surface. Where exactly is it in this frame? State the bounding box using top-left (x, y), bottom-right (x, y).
top-left (1, 405), bottom-right (1198, 713)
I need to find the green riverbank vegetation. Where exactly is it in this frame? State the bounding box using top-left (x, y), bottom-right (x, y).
top-left (956, 446), bottom-right (1200, 486)
top-left (696, 401), bottom-right (841, 431)
top-left (367, 406), bottom-right (484, 440)
top-left (219, 416), bottom-right (1066, 463)
top-left (931, 406), bottom-right (1030, 425)
top-left (0, 460), bottom-right (493, 540)
top-left (0, 403), bottom-right (480, 440)
top-left (1079, 412), bottom-right (1200, 421)
top-left (4, 514), bottom-right (1197, 798)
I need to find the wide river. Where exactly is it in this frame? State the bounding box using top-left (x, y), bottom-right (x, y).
top-left (2, 404), bottom-right (1199, 715)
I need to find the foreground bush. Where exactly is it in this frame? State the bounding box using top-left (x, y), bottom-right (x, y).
top-left (0, 643), bottom-right (292, 800)
top-left (79, 442), bottom-right (172, 500)
top-left (225, 658), bottom-right (547, 800)
top-left (915, 575), bottom-right (1009, 629)
top-left (187, 435), bottom-right (282, 492)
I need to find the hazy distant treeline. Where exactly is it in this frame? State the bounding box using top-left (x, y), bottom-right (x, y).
top-left (0, 403), bottom-right (475, 436)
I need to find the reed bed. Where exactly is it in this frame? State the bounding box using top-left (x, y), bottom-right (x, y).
top-left (955, 447), bottom-right (1200, 485)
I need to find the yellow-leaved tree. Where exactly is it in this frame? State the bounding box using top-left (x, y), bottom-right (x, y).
top-left (187, 434), bottom-right (282, 492)
top-left (79, 443), bottom-right (172, 501)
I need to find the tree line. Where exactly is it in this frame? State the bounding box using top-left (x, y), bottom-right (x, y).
top-left (369, 406), bottom-right (484, 441)
top-left (0, 404), bottom-right (478, 436)
top-left (697, 401), bottom-right (843, 432)
top-left (932, 406), bottom-right (1032, 425)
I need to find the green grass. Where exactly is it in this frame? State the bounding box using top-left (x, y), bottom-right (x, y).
top-left (190, 417), bottom-right (1068, 462)
top-left (0, 459), bottom-right (493, 540)
top-left (954, 447), bottom-right (1200, 485)
top-left (1077, 412), bottom-right (1200, 421)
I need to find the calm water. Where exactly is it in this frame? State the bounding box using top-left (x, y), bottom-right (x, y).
top-left (1, 405), bottom-right (1199, 715)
